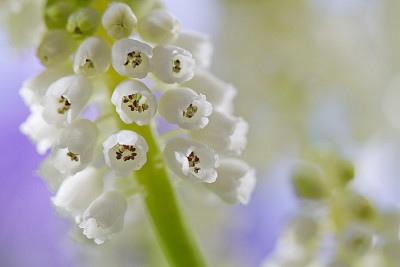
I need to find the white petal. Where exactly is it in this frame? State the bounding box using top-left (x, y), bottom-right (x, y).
top-left (191, 111), bottom-right (248, 156)
top-left (152, 45), bottom-right (195, 84)
top-left (111, 79), bottom-right (157, 125)
top-left (20, 105), bottom-right (61, 154)
top-left (205, 158), bottom-right (256, 205)
top-left (38, 156), bottom-right (69, 192)
top-left (79, 191), bottom-right (127, 244)
top-left (158, 87), bottom-right (212, 130)
top-left (163, 137), bottom-right (218, 183)
top-left (73, 36), bottom-right (111, 76)
top-left (101, 2), bottom-right (137, 39)
top-left (137, 9), bottom-right (180, 44)
top-left (111, 38), bottom-right (153, 78)
top-left (42, 74), bottom-right (92, 126)
top-left (51, 167), bottom-right (103, 222)
top-left (103, 130), bottom-right (149, 177)
top-left (173, 31), bottom-right (213, 69)
top-left (182, 70), bottom-right (237, 113)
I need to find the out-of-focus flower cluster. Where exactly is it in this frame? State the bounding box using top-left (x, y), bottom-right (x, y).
top-left (19, 0), bottom-right (256, 245)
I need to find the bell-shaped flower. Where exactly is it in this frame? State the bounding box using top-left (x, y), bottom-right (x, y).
top-left (158, 87), bottom-right (212, 130)
top-left (173, 31), bottom-right (213, 69)
top-left (111, 38), bottom-right (153, 78)
top-left (41, 74), bottom-right (92, 126)
top-left (66, 7), bottom-right (100, 37)
top-left (191, 111), bottom-right (248, 156)
top-left (37, 29), bottom-right (74, 67)
top-left (73, 36), bottom-right (111, 76)
top-left (182, 70), bottom-right (237, 113)
top-left (51, 167), bottom-right (103, 222)
top-left (152, 45), bottom-right (195, 84)
top-left (79, 191), bottom-right (127, 244)
top-left (44, 1), bottom-right (75, 29)
top-left (137, 9), bottom-right (180, 44)
top-left (111, 79), bottom-right (157, 125)
top-left (20, 64), bottom-right (71, 108)
top-left (339, 224), bottom-right (374, 256)
top-left (163, 137), bottom-right (218, 183)
top-left (205, 158), bottom-right (256, 205)
top-left (20, 105), bottom-right (61, 154)
top-left (50, 119), bottom-right (97, 175)
top-left (103, 130), bottom-right (149, 177)
top-left (38, 156), bottom-right (69, 192)
top-left (101, 2), bottom-right (137, 39)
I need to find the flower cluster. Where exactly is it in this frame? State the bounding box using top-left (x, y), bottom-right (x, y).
top-left (20, 0), bottom-right (256, 245)
top-left (262, 146), bottom-right (400, 267)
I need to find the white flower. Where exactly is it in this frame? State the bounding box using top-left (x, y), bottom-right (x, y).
top-left (79, 191), bottom-right (127, 244)
top-left (41, 74), bottom-right (92, 126)
top-left (191, 111), bottom-right (248, 156)
top-left (173, 31), bottom-right (213, 69)
top-left (163, 138), bottom-right (219, 183)
top-left (137, 9), bottom-right (180, 44)
top-left (340, 224), bottom-right (374, 255)
top-left (158, 87), bottom-right (212, 130)
top-left (51, 167), bottom-right (103, 222)
top-left (111, 79), bottom-right (157, 125)
top-left (20, 64), bottom-right (71, 108)
top-left (103, 130), bottom-right (149, 177)
top-left (111, 38), bottom-right (153, 78)
top-left (66, 7), bottom-right (100, 37)
top-left (205, 158), bottom-right (256, 205)
top-left (73, 36), bottom-right (111, 76)
top-left (37, 29), bottom-right (74, 67)
top-left (20, 105), bottom-right (60, 154)
top-left (38, 156), bottom-right (68, 192)
top-left (101, 2), bottom-right (137, 39)
top-left (50, 119), bottom-right (97, 175)
top-left (182, 70), bottom-right (237, 113)
top-left (152, 45), bottom-right (195, 84)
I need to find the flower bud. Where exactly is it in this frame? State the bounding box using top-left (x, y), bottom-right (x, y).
top-left (50, 119), bottom-right (97, 175)
top-left (340, 224), bottom-right (374, 256)
top-left (79, 191), bottom-right (127, 244)
top-left (152, 45), bottom-right (195, 84)
top-left (291, 163), bottom-right (326, 199)
top-left (137, 9), bottom-right (180, 44)
top-left (111, 38), bottom-right (153, 78)
top-left (173, 31), bottom-right (213, 69)
top-left (42, 74), bottom-right (92, 126)
top-left (73, 36), bottom-right (110, 76)
top-left (103, 130), bottom-right (149, 177)
top-left (111, 79), bottom-right (157, 125)
top-left (205, 158), bottom-right (256, 205)
top-left (37, 30), bottom-right (74, 67)
top-left (44, 1), bottom-right (75, 29)
top-left (66, 7), bottom-right (100, 37)
top-left (101, 2), bottom-right (137, 39)
top-left (190, 111), bottom-right (248, 156)
top-left (51, 167), bottom-right (103, 222)
top-left (158, 87), bottom-right (212, 130)
top-left (182, 70), bottom-right (237, 113)
top-left (163, 138), bottom-right (219, 183)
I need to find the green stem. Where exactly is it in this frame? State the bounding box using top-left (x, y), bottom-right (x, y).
top-left (90, 1), bottom-right (209, 263)
top-left (124, 123), bottom-right (209, 267)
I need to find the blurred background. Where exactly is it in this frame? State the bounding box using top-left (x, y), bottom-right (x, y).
top-left (2, 0), bottom-right (400, 266)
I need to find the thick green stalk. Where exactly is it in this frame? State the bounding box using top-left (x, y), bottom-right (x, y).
top-left (90, 1), bottom-right (209, 264)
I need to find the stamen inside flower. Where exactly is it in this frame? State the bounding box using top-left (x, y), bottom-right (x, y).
top-left (122, 93), bottom-right (149, 113)
top-left (115, 143), bottom-right (137, 161)
top-left (187, 151), bottom-right (201, 173)
top-left (183, 104), bottom-right (197, 118)
top-left (67, 151), bottom-right (79, 162)
top-left (57, 96), bottom-right (71, 114)
top-left (124, 51), bottom-right (142, 68)
top-left (83, 59), bottom-right (94, 69)
top-left (173, 59), bottom-right (181, 73)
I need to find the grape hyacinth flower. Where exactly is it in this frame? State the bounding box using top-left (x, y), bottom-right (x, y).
top-left (19, 1), bottom-right (255, 266)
